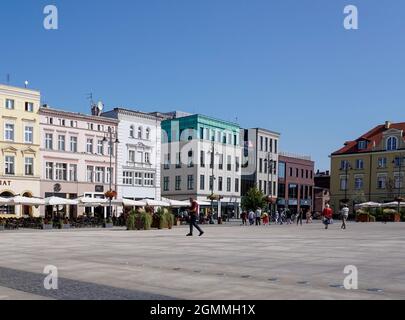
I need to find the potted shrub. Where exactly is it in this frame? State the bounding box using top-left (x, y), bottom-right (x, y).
top-left (42, 218), bottom-right (53, 230)
top-left (126, 211), bottom-right (136, 230)
top-left (141, 212), bottom-right (153, 230)
top-left (356, 209), bottom-right (370, 222)
top-left (383, 209), bottom-right (399, 222)
top-left (166, 211), bottom-right (175, 229)
top-left (103, 217), bottom-right (114, 228)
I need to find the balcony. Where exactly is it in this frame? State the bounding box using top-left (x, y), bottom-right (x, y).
top-left (126, 161), bottom-right (152, 169)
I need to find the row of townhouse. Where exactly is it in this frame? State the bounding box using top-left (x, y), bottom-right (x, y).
top-left (1, 84), bottom-right (315, 219)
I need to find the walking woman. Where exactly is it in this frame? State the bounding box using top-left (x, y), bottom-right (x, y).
top-left (296, 208), bottom-right (303, 226)
top-left (186, 198), bottom-right (204, 237)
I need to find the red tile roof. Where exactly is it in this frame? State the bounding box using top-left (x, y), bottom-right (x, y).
top-left (332, 122), bottom-right (405, 155)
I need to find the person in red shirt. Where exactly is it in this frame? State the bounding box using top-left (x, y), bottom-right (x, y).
top-left (322, 204), bottom-right (333, 229)
top-left (186, 198), bottom-right (204, 237)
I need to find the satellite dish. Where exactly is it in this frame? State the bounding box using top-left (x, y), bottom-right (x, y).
top-left (97, 101), bottom-right (104, 111)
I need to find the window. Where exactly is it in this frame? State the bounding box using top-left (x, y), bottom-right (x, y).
top-left (200, 175), bottom-right (205, 190)
top-left (394, 157), bottom-right (405, 167)
top-left (45, 133), bottom-right (53, 150)
top-left (70, 120), bottom-right (77, 128)
top-left (378, 157), bottom-right (387, 168)
top-left (235, 178), bottom-right (239, 193)
top-left (24, 158), bottom-right (34, 176)
top-left (306, 170), bottom-right (309, 179)
top-left (187, 175), bottom-right (194, 190)
top-left (387, 137), bottom-right (398, 151)
top-left (218, 177), bottom-right (223, 191)
top-left (46, 162), bottom-right (53, 180)
top-left (340, 177), bottom-right (348, 191)
top-left (187, 150), bottom-right (193, 167)
top-left (5, 99), bottom-right (14, 109)
top-left (69, 164), bottom-right (77, 182)
top-left (163, 177), bottom-right (169, 191)
top-left (340, 160), bottom-right (350, 170)
top-left (296, 168), bottom-right (299, 177)
top-left (107, 141), bottom-right (113, 156)
top-left (95, 167), bottom-right (105, 183)
top-left (130, 126), bottom-right (134, 138)
top-left (394, 174), bottom-right (403, 189)
top-left (270, 139), bottom-right (273, 153)
top-left (5, 124), bottom-right (14, 141)
top-left (56, 163), bottom-right (68, 181)
top-left (58, 135), bottom-right (65, 151)
top-left (209, 176), bottom-right (214, 191)
top-left (86, 166), bottom-right (94, 182)
top-left (146, 128), bottom-right (151, 140)
top-left (175, 176), bottom-right (181, 190)
top-left (123, 171), bottom-right (133, 185)
top-left (5, 156), bottom-right (15, 175)
top-left (289, 167), bottom-right (293, 177)
top-left (377, 176), bottom-right (386, 189)
top-left (234, 134), bottom-right (237, 146)
top-left (176, 152), bottom-right (181, 168)
top-left (134, 172), bottom-right (142, 186)
top-left (144, 173), bottom-right (154, 186)
top-left (265, 137), bottom-right (268, 152)
top-left (24, 126), bottom-right (33, 143)
top-left (260, 136), bottom-right (263, 151)
top-left (227, 155), bottom-right (232, 171)
top-left (354, 177), bottom-right (363, 190)
top-left (259, 159), bottom-right (263, 173)
top-left (25, 102), bottom-right (34, 112)
top-left (278, 162), bottom-right (286, 179)
top-left (216, 131), bottom-right (221, 143)
top-left (97, 140), bottom-right (104, 155)
top-left (301, 169), bottom-right (304, 178)
top-left (70, 136), bottom-right (78, 152)
top-left (138, 127), bottom-right (143, 139)
top-left (86, 138), bottom-right (93, 153)
top-left (356, 159), bottom-right (364, 170)
top-left (358, 141), bottom-right (367, 150)
top-left (227, 178), bottom-right (231, 192)
top-left (164, 154), bottom-right (170, 169)
top-left (278, 183), bottom-right (286, 198)
top-left (48, 117), bottom-right (54, 124)
top-left (200, 127), bottom-right (204, 140)
top-left (58, 119), bottom-right (66, 126)
top-left (263, 181), bottom-right (267, 195)
top-left (235, 157), bottom-right (240, 172)
top-left (219, 154), bottom-right (224, 170)
top-left (129, 150), bottom-right (135, 163)
top-left (274, 140), bottom-right (278, 154)
top-left (288, 184), bottom-right (298, 199)
top-left (106, 168), bottom-right (113, 184)
top-left (200, 151), bottom-right (205, 168)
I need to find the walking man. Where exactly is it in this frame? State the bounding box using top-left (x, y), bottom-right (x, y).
top-left (255, 207), bottom-right (262, 226)
top-left (322, 204), bottom-right (333, 229)
top-left (341, 204), bottom-right (349, 230)
top-left (296, 208), bottom-right (303, 226)
top-left (186, 198), bottom-right (204, 237)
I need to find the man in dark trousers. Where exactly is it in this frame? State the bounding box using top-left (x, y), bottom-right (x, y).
top-left (187, 198), bottom-right (204, 237)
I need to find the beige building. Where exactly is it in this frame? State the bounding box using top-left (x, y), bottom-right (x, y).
top-left (0, 84), bottom-right (41, 217)
top-left (330, 121), bottom-right (405, 213)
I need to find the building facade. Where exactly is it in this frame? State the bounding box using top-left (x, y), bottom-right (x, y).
top-left (330, 121), bottom-right (405, 213)
top-left (277, 152), bottom-right (315, 214)
top-left (39, 105), bottom-right (119, 218)
top-left (161, 114), bottom-right (242, 218)
top-left (313, 170), bottom-right (331, 215)
top-left (0, 85), bottom-right (41, 217)
top-left (102, 108), bottom-right (163, 205)
top-left (240, 128), bottom-right (280, 199)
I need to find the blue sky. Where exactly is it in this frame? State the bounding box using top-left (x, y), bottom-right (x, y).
top-left (1, 0), bottom-right (404, 170)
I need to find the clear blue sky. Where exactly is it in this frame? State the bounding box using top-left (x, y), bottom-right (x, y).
top-left (1, 0), bottom-right (404, 170)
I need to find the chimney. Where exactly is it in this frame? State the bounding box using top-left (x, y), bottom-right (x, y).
top-left (385, 121), bottom-right (391, 129)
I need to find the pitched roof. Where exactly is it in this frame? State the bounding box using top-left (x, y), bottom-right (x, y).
top-left (332, 122), bottom-right (405, 155)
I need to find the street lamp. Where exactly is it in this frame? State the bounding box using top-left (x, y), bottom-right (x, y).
top-left (343, 162), bottom-right (352, 205)
top-left (392, 155), bottom-right (405, 215)
top-left (103, 127), bottom-right (119, 220)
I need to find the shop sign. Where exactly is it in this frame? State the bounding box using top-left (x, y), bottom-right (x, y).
top-left (0, 180), bottom-right (12, 186)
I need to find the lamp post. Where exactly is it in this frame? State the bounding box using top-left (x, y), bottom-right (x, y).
top-left (392, 154), bottom-right (405, 216)
top-left (343, 161), bottom-right (352, 206)
top-left (103, 127), bottom-right (119, 220)
top-left (264, 154), bottom-right (275, 215)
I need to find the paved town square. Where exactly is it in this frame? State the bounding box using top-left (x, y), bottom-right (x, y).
top-left (0, 222), bottom-right (404, 300)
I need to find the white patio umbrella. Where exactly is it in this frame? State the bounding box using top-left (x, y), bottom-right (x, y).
top-left (76, 197), bottom-right (108, 207)
top-left (196, 200), bottom-right (212, 206)
top-left (381, 202), bottom-right (405, 208)
top-left (44, 196), bottom-right (78, 206)
top-left (163, 198), bottom-right (190, 208)
top-left (10, 196), bottom-right (45, 206)
top-left (0, 197), bottom-right (11, 204)
top-left (111, 199), bottom-right (146, 207)
top-left (143, 199), bottom-right (171, 207)
top-left (354, 202), bottom-right (381, 209)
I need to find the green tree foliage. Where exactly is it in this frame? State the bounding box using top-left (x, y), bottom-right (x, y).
top-left (241, 187), bottom-right (267, 211)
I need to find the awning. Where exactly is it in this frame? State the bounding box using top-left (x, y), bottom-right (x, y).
top-left (10, 196), bottom-right (45, 206)
top-left (196, 200), bottom-right (212, 206)
top-left (381, 202), bottom-right (405, 208)
top-left (111, 199), bottom-right (146, 207)
top-left (44, 197), bottom-right (78, 206)
top-left (0, 197), bottom-right (11, 205)
top-left (76, 197), bottom-right (108, 207)
top-left (354, 202), bottom-right (381, 209)
top-left (143, 199), bottom-right (170, 207)
top-left (162, 198), bottom-right (190, 208)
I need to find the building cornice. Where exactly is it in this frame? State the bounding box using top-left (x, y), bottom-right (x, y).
top-left (39, 107), bottom-right (119, 125)
top-left (107, 108), bottom-right (164, 122)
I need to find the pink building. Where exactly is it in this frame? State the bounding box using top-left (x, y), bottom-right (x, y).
top-left (39, 105), bottom-right (118, 218)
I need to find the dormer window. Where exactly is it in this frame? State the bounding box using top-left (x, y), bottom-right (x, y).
top-left (358, 140), bottom-right (367, 150)
top-left (387, 136), bottom-right (398, 151)
top-left (129, 125), bottom-right (134, 138)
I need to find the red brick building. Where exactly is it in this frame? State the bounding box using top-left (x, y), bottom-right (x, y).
top-left (277, 152), bottom-right (315, 214)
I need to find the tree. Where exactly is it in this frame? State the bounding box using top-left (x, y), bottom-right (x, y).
top-left (241, 187), bottom-right (267, 212)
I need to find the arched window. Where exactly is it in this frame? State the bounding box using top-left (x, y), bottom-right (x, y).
top-left (129, 126), bottom-right (134, 138)
top-left (138, 127), bottom-right (143, 139)
top-left (0, 191), bottom-right (15, 215)
top-left (387, 136), bottom-right (398, 151)
top-left (146, 128), bottom-right (151, 140)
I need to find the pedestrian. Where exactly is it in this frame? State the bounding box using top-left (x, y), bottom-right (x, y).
top-left (306, 210), bottom-right (312, 224)
top-left (322, 204), bottom-right (333, 230)
top-left (340, 204), bottom-right (349, 230)
top-left (262, 212), bottom-right (269, 226)
top-left (255, 208), bottom-right (262, 226)
top-left (297, 208), bottom-right (303, 226)
top-left (241, 211), bottom-right (247, 226)
top-left (186, 198), bottom-right (204, 237)
top-left (275, 210), bottom-right (279, 224)
top-left (286, 209), bottom-right (292, 224)
top-left (248, 210), bottom-right (255, 225)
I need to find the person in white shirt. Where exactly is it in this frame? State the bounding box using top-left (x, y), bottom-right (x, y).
top-left (255, 208), bottom-right (262, 226)
top-left (341, 204), bottom-right (349, 230)
top-left (248, 210), bottom-right (255, 225)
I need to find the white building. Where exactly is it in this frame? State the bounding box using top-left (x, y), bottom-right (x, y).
top-left (102, 108), bottom-right (163, 205)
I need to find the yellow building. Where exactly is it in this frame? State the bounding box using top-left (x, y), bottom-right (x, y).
top-left (330, 121), bottom-right (405, 214)
top-left (0, 84), bottom-right (41, 217)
